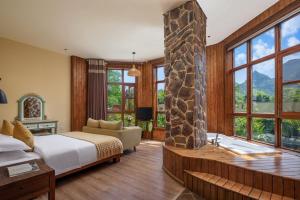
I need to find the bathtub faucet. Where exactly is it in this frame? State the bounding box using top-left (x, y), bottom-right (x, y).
top-left (211, 133), bottom-right (220, 146)
top-left (215, 133), bottom-right (220, 147)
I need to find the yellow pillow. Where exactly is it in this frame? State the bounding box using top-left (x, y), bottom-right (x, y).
top-left (13, 121), bottom-right (34, 149)
top-left (1, 120), bottom-right (14, 136)
top-left (99, 120), bottom-right (122, 130)
top-left (87, 118), bottom-right (100, 128)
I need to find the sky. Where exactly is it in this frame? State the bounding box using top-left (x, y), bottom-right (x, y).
top-left (157, 67), bottom-right (165, 81)
top-left (157, 67), bottom-right (165, 91)
top-left (234, 13), bottom-right (300, 84)
top-left (235, 68), bottom-right (247, 84)
top-left (283, 51), bottom-right (300, 64)
top-left (124, 70), bottom-right (135, 83)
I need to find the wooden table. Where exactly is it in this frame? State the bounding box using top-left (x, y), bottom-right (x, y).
top-left (20, 120), bottom-right (58, 135)
top-left (0, 160), bottom-right (55, 200)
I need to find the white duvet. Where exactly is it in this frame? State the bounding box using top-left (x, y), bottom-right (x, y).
top-left (0, 151), bottom-right (40, 167)
top-left (34, 135), bottom-right (97, 175)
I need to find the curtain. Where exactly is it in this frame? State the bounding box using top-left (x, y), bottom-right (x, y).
top-left (87, 59), bottom-right (107, 120)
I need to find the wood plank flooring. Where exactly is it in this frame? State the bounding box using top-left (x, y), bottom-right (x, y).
top-left (37, 140), bottom-right (184, 200)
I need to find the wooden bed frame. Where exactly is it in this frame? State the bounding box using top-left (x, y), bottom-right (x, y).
top-left (55, 153), bottom-right (121, 179)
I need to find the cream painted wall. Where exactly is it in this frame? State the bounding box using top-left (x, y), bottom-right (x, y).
top-left (0, 38), bottom-right (70, 132)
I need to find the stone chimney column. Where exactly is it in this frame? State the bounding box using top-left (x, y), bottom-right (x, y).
top-left (164, 0), bottom-right (207, 149)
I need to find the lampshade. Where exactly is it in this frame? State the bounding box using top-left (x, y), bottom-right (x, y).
top-left (128, 64), bottom-right (141, 77)
top-left (0, 89), bottom-right (7, 104)
top-left (128, 52), bottom-right (141, 77)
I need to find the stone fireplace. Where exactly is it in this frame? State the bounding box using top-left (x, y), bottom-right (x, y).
top-left (164, 0), bottom-right (207, 149)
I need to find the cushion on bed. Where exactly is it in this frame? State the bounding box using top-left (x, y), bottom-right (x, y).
top-left (13, 121), bottom-right (34, 150)
top-left (87, 118), bottom-right (100, 128)
top-left (99, 120), bottom-right (122, 130)
top-left (1, 120), bottom-right (14, 136)
top-left (0, 134), bottom-right (30, 152)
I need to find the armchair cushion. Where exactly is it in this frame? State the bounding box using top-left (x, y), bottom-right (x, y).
top-left (99, 120), bottom-right (122, 130)
top-left (87, 118), bottom-right (100, 128)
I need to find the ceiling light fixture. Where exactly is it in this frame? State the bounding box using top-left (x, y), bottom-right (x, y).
top-left (128, 52), bottom-right (141, 77)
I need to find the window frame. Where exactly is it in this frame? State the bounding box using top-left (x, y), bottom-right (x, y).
top-left (106, 66), bottom-right (137, 126)
top-left (228, 12), bottom-right (300, 151)
top-left (153, 64), bottom-right (166, 129)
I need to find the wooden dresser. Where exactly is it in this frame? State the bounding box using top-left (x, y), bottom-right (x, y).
top-left (0, 160), bottom-right (55, 200)
top-left (21, 120), bottom-right (58, 135)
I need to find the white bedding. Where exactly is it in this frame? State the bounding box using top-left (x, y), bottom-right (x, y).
top-left (34, 135), bottom-right (97, 175)
top-left (0, 150), bottom-right (40, 167)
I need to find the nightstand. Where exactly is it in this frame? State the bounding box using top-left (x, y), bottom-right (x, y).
top-left (0, 160), bottom-right (55, 200)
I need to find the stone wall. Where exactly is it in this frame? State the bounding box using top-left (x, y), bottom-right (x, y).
top-left (164, 0), bottom-right (207, 149)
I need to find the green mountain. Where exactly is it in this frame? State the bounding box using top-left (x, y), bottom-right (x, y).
top-left (237, 71), bottom-right (274, 96)
top-left (236, 58), bottom-right (300, 95)
top-left (283, 59), bottom-right (300, 82)
top-left (252, 71), bottom-right (275, 95)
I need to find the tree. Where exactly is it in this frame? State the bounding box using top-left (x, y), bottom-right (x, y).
top-left (235, 84), bottom-right (246, 112)
top-left (107, 70), bottom-right (122, 111)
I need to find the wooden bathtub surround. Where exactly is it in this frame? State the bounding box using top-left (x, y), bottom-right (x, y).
top-left (163, 145), bottom-right (300, 200)
top-left (164, 0), bottom-right (207, 149)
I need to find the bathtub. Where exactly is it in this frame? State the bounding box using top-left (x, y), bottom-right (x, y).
top-left (207, 133), bottom-right (281, 155)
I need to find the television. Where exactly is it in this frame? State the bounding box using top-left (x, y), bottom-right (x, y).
top-left (136, 107), bottom-right (153, 121)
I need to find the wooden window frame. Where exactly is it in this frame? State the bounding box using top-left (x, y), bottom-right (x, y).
top-left (228, 12), bottom-right (300, 152)
top-left (106, 66), bottom-right (137, 125)
top-left (153, 64), bottom-right (166, 130)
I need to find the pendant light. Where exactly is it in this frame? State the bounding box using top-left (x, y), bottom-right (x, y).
top-left (128, 52), bottom-right (141, 77)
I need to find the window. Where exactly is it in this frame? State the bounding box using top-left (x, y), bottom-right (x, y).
top-left (234, 43), bottom-right (247, 67)
top-left (230, 13), bottom-right (300, 151)
top-left (282, 52), bottom-right (300, 112)
top-left (107, 68), bottom-right (136, 126)
top-left (234, 117), bottom-right (247, 138)
top-left (252, 59), bottom-right (275, 114)
top-left (281, 119), bottom-right (300, 150)
top-left (252, 118), bottom-right (275, 144)
top-left (281, 14), bottom-right (300, 50)
top-left (251, 28), bottom-right (275, 61)
top-left (234, 68), bottom-right (247, 113)
top-left (154, 65), bottom-right (166, 128)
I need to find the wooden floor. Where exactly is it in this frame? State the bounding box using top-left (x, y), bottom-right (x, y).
top-left (37, 140), bottom-right (184, 200)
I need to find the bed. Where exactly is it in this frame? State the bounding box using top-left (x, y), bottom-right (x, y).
top-left (0, 132), bottom-right (123, 178)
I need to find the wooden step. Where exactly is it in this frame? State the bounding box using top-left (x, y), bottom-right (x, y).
top-left (184, 170), bottom-right (295, 200)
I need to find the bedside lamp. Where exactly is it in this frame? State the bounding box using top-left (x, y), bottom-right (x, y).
top-left (0, 78), bottom-right (7, 104)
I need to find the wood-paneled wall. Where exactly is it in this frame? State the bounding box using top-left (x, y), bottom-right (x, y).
top-left (206, 43), bottom-right (225, 134)
top-left (137, 62), bottom-right (153, 107)
top-left (71, 56), bottom-right (87, 131)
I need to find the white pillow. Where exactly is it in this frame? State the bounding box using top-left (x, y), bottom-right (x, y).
top-left (0, 134), bottom-right (30, 152)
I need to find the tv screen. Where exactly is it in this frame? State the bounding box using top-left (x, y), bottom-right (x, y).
top-left (136, 107), bottom-right (153, 121)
